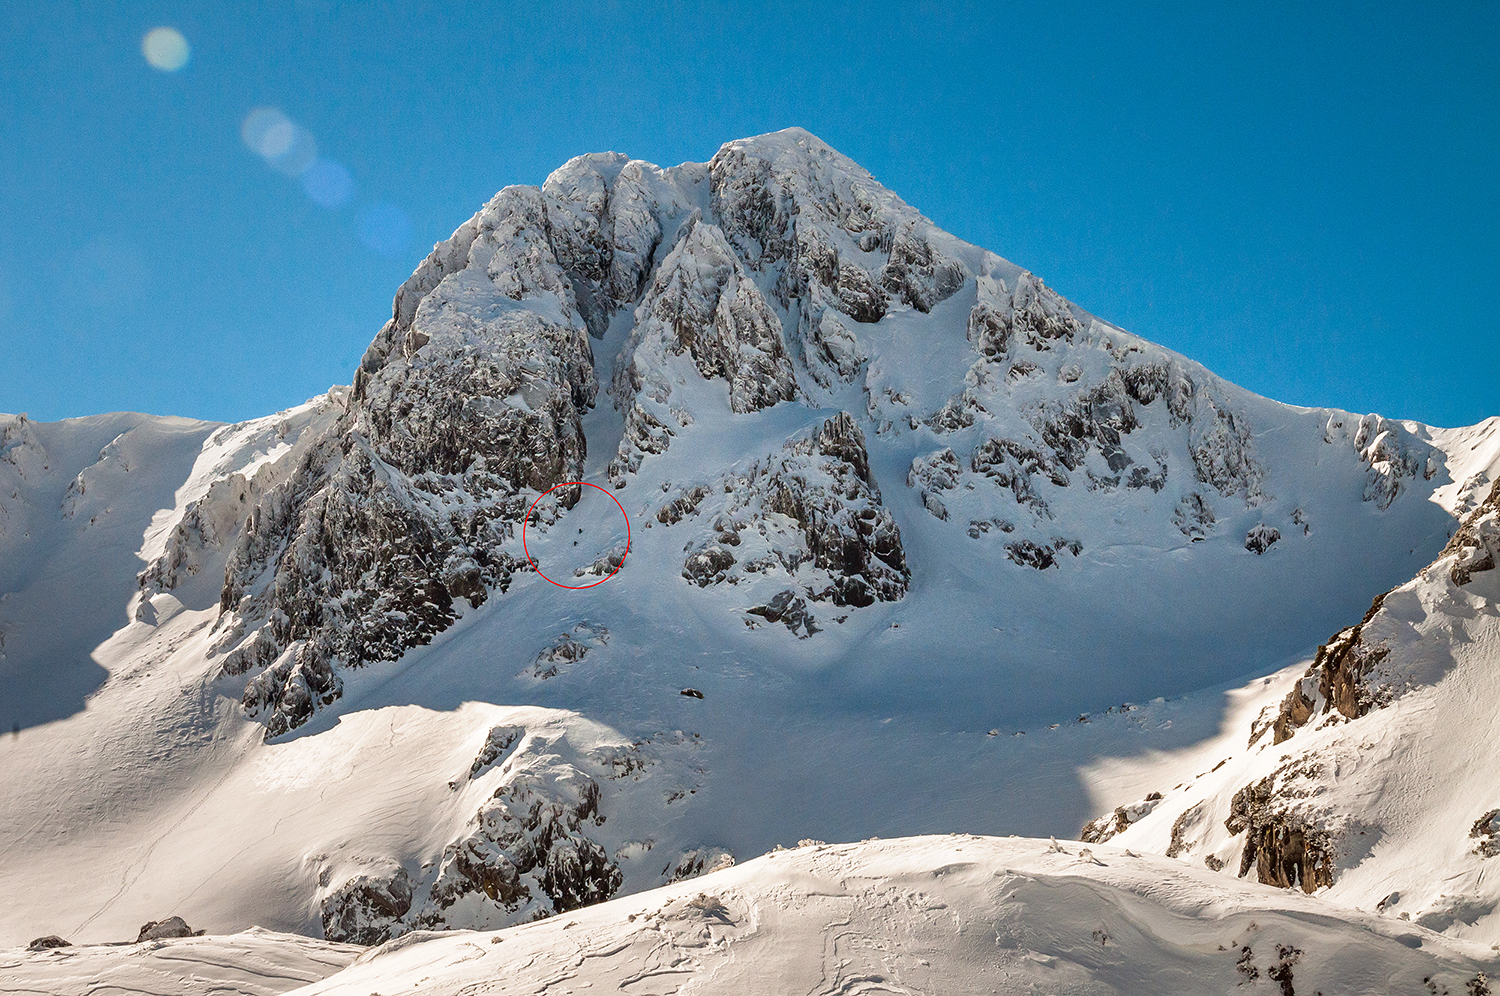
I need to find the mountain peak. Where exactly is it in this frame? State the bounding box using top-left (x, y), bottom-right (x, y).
top-left (713, 125), bottom-right (859, 170)
top-left (3, 130), bottom-right (1496, 958)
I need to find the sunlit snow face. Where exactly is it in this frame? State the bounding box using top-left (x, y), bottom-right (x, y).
top-left (141, 27), bottom-right (190, 72)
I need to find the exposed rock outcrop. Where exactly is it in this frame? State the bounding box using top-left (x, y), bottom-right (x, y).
top-left (418, 754), bottom-right (619, 926)
top-left (136, 916), bottom-right (201, 942)
top-left (319, 723), bottom-right (697, 942)
top-left (1471, 809), bottom-right (1500, 858)
top-left (1081, 791), bottom-right (1163, 844)
top-left (609, 213), bottom-right (797, 482)
top-left (525, 624), bottom-right (610, 680)
top-left (669, 413), bottom-right (908, 610)
top-left (663, 848), bottom-right (735, 884)
top-left (1173, 492), bottom-right (1216, 540)
top-left (879, 225), bottom-right (968, 313)
top-left (968, 271), bottom-right (1082, 356)
top-left (1245, 523), bottom-right (1281, 554)
top-left (27, 935), bottom-right (71, 951)
top-left (322, 869), bottom-right (414, 946)
top-left (1269, 590), bottom-right (1393, 745)
top-left (1225, 773), bottom-right (1335, 894)
top-left (1324, 412), bottom-right (1436, 511)
top-left (1442, 479), bottom-right (1500, 586)
top-left (746, 589), bottom-right (820, 638)
top-left (901, 341), bottom-right (1268, 566)
top-left (908, 448), bottom-right (961, 521)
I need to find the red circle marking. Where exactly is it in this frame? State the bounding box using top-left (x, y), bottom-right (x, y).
top-left (522, 481), bottom-right (631, 590)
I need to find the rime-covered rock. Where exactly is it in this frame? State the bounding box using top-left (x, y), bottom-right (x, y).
top-left (968, 270), bottom-right (1081, 356)
top-left (880, 225), bottom-right (969, 313)
top-left (314, 723), bottom-right (701, 943)
top-left (1245, 523), bottom-right (1281, 554)
top-left (662, 847), bottom-right (735, 883)
top-left (1324, 412), bottom-right (1436, 511)
top-left (136, 916), bottom-right (199, 942)
top-left (666, 413), bottom-right (907, 611)
top-left (322, 869), bottom-right (413, 946)
top-left (1081, 792), bottom-right (1163, 844)
top-left (417, 747), bottom-right (620, 927)
top-left (609, 213), bottom-right (797, 482)
top-left (745, 589), bottom-right (820, 638)
top-left (525, 624), bottom-right (610, 680)
top-left (1173, 492), bottom-right (1216, 540)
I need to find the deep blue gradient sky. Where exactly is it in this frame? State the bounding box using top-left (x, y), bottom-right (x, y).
top-left (2, 2), bottom-right (1496, 427)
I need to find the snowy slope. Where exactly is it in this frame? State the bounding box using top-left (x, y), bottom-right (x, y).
top-left (1078, 474), bottom-right (1500, 940)
top-left (291, 836), bottom-right (1498, 996)
top-left (1, 129), bottom-right (1497, 961)
top-left (1, 928), bottom-right (358, 996)
top-left (0, 411), bottom-right (220, 729)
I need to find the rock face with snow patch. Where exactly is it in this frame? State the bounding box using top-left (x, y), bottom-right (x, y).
top-left (321, 869), bottom-right (414, 946)
top-left (609, 212), bottom-right (797, 481)
top-left (662, 412), bottom-right (908, 612)
top-left (147, 169), bottom-right (647, 737)
top-left (1081, 791), bottom-right (1163, 844)
top-left (1224, 767), bottom-right (1336, 894)
top-left (416, 754), bottom-right (618, 928)
top-left (316, 722), bottom-right (708, 943)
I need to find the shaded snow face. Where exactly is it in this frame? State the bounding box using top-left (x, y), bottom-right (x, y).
top-left (1079, 478), bottom-right (1500, 927)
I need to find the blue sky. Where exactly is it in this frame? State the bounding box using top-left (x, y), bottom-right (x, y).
top-left (2, 1), bottom-right (1496, 428)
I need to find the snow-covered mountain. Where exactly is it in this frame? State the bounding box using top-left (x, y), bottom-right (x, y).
top-left (2, 129), bottom-right (1497, 982)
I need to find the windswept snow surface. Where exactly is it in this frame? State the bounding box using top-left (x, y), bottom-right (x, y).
top-left (2, 129), bottom-right (1499, 967)
top-left (293, 836), bottom-right (1498, 996)
top-left (0, 927), bottom-right (358, 996)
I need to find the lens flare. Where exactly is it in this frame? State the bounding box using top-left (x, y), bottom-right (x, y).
top-left (142, 27), bottom-right (190, 72)
top-left (259, 119), bottom-right (296, 159)
top-left (356, 202), bottom-right (414, 259)
top-left (302, 159), bottom-right (355, 208)
top-left (241, 107), bottom-right (289, 156)
top-left (240, 107), bottom-right (318, 177)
